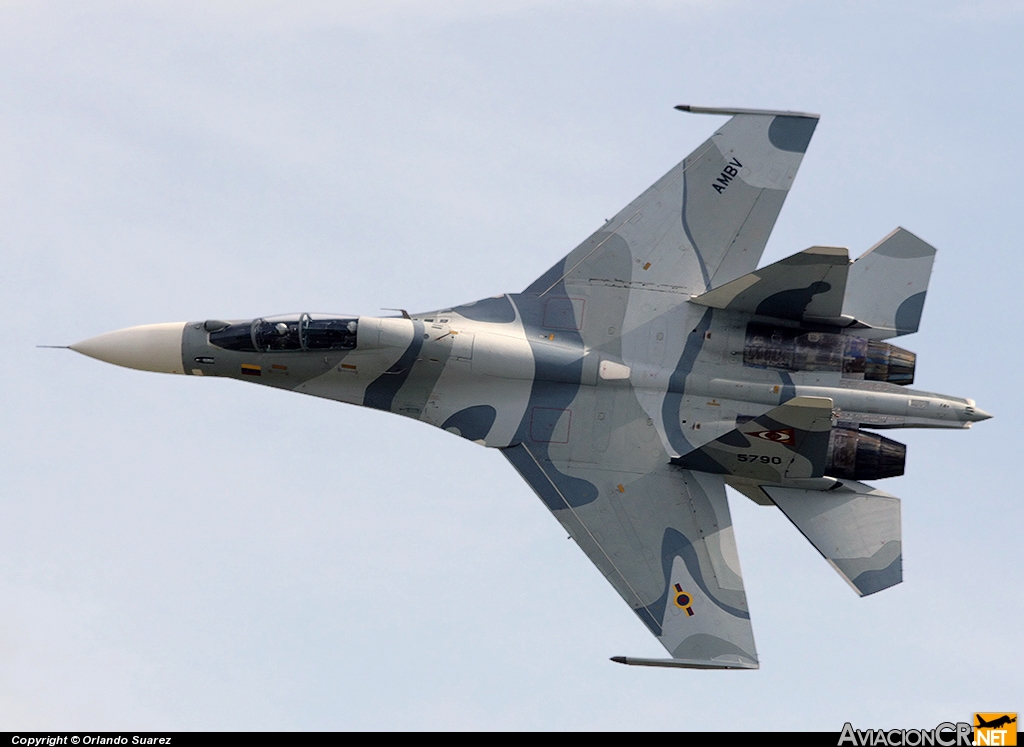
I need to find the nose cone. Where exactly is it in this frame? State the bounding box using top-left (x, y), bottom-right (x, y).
top-left (70, 322), bottom-right (187, 374)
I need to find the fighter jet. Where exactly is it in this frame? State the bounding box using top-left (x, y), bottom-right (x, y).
top-left (66, 106), bottom-right (991, 670)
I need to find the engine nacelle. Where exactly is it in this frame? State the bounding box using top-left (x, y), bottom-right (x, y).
top-left (825, 428), bottom-right (906, 480)
top-left (743, 323), bottom-right (915, 385)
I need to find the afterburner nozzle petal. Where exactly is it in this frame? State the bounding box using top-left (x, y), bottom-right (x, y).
top-left (70, 322), bottom-right (187, 374)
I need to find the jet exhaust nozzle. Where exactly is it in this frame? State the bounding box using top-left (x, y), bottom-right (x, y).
top-left (743, 323), bottom-right (916, 385)
top-left (70, 322), bottom-right (186, 374)
top-left (825, 428), bottom-right (906, 481)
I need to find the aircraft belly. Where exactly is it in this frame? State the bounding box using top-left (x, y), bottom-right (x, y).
top-left (541, 386), bottom-right (665, 470)
top-left (669, 395), bottom-right (748, 450)
top-left (69, 107), bottom-right (992, 669)
top-left (293, 348), bottom-right (409, 405)
top-left (470, 330), bottom-right (535, 381)
top-left (422, 376), bottom-right (533, 448)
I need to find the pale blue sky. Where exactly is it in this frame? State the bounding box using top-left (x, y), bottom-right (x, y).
top-left (2, 0), bottom-right (1020, 730)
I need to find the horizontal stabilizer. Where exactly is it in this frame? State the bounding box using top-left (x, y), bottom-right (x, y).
top-left (842, 228), bottom-right (936, 339)
top-left (690, 246), bottom-right (850, 323)
top-left (671, 396), bottom-right (833, 483)
top-left (763, 480), bottom-right (902, 596)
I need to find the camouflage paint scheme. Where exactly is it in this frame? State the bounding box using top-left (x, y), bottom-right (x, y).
top-left (71, 107), bottom-right (991, 670)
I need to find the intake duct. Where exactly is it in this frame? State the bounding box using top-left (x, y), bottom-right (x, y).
top-left (825, 428), bottom-right (906, 481)
top-left (743, 323), bottom-right (915, 385)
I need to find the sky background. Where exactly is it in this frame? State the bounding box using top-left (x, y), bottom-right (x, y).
top-left (1, 0), bottom-right (1021, 731)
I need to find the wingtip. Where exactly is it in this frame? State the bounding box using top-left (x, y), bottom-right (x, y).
top-left (675, 105), bottom-right (821, 119)
top-left (609, 655), bottom-right (759, 670)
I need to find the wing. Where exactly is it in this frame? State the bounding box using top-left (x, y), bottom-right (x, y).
top-left (524, 106), bottom-right (820, 305)
top-left (502, 387), bottom-right (758, 669)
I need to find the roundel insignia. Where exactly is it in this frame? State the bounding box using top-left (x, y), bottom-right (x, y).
top-left (750, 428), bottom-right (795, 444)
top-left (673, 583), bottom-right (695, 616)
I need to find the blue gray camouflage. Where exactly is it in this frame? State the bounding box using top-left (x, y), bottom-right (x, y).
top-left (69, 107), bottom-right (991, 670)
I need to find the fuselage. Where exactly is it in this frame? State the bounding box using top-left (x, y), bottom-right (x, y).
top-left (71, 293), bottom-right (989, 465)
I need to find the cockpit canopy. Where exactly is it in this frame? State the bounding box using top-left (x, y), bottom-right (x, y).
top-left (208, 314), bottom-right (358, 353)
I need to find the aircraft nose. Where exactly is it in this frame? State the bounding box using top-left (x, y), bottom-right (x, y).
top-left (70, 322), bottom-right (187, 374)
